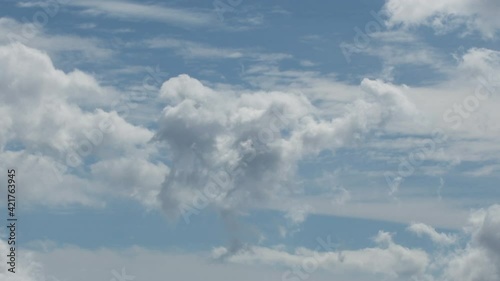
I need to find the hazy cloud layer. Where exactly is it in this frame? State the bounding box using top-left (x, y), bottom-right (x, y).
top-left (2, 205), bottom-right (498, 281)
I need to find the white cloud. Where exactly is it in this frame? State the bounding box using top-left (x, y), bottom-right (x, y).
top-left (0, 239), bottom-right (43, 281)
top-left (384, 0), bottom-right (500, 38)
top-left (326, 47), bottom-right (500, 179)
top-left (154, 74), bottom-right (419, 223)
top-left (442, 205), bottom-right (500, 281)
top-left (407, 222), bottom-right (457, 245)
top-left (18, 242), bottom-right (292, 281)
top-left (0, 205), bottom-right (497, 281)
top-left (212, 231), bottom-right (429, 280)
top-left (146, 38), bottom-right (292, 62)
top-left (465, 164), bottom-right (500, 177)
top-left (0, 23), bottom-right (498, 236)
top-left (0, 17), bottom-right (113, 60)
top-left (0, 42), bottom-right (165, 208)
top-left (90, 157), bottom-right (169, 208)
top-left (18, 0), bottom-right (217, 27)
top-left (214, 205), bottom-right (500, 280)
top-left (285, 204), bottom-right (312, 225)
top-left (267, 196), bottom-right (470, 229)
top-left (339, 29), bottom-right (445, 78)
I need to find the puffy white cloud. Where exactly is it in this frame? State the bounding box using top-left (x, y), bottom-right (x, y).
top-left (407, 223), bottom-right (457, 245)
top-left (0, 42), bottom-right (166, 208)
top-left (457, 48), bottom-right (500, 83)
top-left (442, 205), bottom-right (500, 281)
top-left (154, 74), bottom-right (419, 222)
top-left (384, 0), bottom-right (500, 38)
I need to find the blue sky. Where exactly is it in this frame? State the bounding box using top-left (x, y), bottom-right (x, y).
top-left (0, 0), bottom-right (500, 281)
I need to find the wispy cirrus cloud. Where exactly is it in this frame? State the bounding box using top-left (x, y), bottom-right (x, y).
top-left (18, 0), bottom-right (218, 27)
top-left (146, 38), bottom-right (292, 61)
top-left (0, 17), bottom-right (114, 60)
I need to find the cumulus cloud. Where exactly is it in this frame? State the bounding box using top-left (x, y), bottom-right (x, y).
top-left (442, 205), bottom-right (500, 281)
top-left (210, 205), bottom-right (500, 281)
top-left (153, 74), bottom-right (419, 223)
top-left (0, 43), bottom-right (166, 207)
top-left (383, 0), bottom-right (500, 38)
top-left (407, 223), bottom-right (457, 245)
